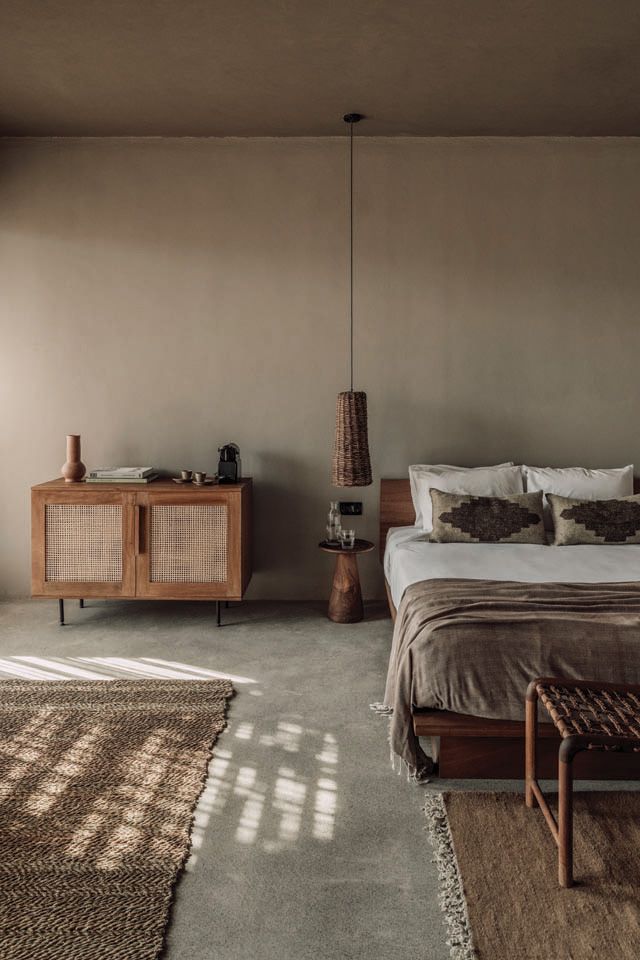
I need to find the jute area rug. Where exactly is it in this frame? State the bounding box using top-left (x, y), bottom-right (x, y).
top-left (0, 679), bottom-right (233, 960)
top-left (426, 791), bottom-right (640, 960)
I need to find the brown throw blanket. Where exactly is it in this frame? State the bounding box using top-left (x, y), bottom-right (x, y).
top-left (383, 578), bottom-right (640, 779)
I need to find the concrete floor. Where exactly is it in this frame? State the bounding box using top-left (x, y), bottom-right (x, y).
top-left (0, 598), bottom-right (451, 960)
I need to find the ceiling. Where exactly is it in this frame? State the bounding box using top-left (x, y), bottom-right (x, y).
top-left (1, 0), bottom-right (640, 137)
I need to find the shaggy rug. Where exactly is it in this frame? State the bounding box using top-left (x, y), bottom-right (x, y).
top-left (425, 790), bottom-right (640, 960)
top-left (0, 678), bottom-right (233, 959)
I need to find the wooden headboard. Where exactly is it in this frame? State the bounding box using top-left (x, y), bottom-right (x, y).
top-left (379, 474), bottom-right (640, 561)
top-left (379, 479), bottom-right (414, 561)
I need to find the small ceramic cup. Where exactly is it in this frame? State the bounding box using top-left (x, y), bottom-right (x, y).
top-left (180, 470), bottom-right (193, 482)
top-left (194, 471), bottom-right (207, 483)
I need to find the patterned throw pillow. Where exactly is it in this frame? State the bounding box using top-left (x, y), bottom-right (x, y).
top-left (548, 493), bottom-right (640, 545)
top-left (429, 489), bottom-right (547, 544)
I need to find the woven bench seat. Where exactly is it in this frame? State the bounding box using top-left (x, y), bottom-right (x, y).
top-left (536, 680), bottom-right (640, 749)
top-left (525, 677), bottom-right (640, 887)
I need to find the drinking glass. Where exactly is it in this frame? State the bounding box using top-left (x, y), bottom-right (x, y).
top-left (340, 529), bottom-right (356, 550)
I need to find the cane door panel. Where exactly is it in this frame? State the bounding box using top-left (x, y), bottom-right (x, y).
top-left (135, 494), bottom-right (241, 598)
top-left (31, 490), bottom-right (136, 598)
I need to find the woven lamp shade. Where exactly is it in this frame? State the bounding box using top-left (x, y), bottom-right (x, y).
top-left (332, 390), bottom-right (372, 487)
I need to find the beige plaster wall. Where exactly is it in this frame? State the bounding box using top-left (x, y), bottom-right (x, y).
top-left (2, 137), bottom-right (640, 600)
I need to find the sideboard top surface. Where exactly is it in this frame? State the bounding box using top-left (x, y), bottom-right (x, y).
top-left (33, 477), bottom-right (252, 493)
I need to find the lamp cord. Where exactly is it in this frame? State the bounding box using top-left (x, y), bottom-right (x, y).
top-left (349, 118), bottom-right (354, 393)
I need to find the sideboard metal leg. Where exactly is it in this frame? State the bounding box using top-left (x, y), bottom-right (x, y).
top-left (79, 599), bottom-right (84, 609)
top-left (59, 599), bottom-right (65, 626)
top-left (216, 601), bottom-right (222, 627)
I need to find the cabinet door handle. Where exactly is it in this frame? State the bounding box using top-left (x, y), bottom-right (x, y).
top-left (136, 505), bottom-right (145, 555)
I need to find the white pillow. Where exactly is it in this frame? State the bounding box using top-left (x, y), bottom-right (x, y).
top-left (523, 465), bottom-right (635, 529)
top-left (414, 465), bottom-right (524, 533)
top-left (409, 463), bottom-right (514, 528)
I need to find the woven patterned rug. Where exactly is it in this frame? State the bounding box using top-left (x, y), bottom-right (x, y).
top-left (425, 791), bottom-right (640, 960)
top-left (0, 679), bottom-right (233, 959)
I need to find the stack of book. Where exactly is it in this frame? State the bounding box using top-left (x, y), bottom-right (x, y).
top-left (86, 467), bottom-right (159, 484)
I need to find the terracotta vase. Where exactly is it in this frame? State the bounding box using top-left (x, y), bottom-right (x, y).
top-left (61, 434), bottom-right (86, 482)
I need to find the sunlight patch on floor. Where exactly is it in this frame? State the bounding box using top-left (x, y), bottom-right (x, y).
top-left (0, 657), bottom-right (257, 684)
top-left (188, 725), bottom-right (339, 864)
top-left (234, 722), bottom-right (254, 740)
top-left (140, 658), bottom-right (257, 685)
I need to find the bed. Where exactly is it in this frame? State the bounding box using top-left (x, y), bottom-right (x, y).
top-left (379, 478), bottom-right (640, 779)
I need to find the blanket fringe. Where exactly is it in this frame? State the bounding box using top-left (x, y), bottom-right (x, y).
top-left (370, 703), bottom-right (432, 782)
top-left (391, 744), bottom-right (432, 783)
top-left (369, 701), bottom-right (393, 716)
top-left (423, 794), bottom-right (476, 960)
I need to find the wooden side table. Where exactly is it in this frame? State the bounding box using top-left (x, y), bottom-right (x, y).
top-left (319, 539), bottom-right (374, 623)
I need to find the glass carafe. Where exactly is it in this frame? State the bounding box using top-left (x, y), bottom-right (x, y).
top-left (326, 501), bottom-right (342, 543)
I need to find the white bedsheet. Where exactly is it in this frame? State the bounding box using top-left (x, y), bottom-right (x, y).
top-left (384, 526), bottom-right (640, 609)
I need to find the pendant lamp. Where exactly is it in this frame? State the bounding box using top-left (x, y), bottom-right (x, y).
top-left (331, 113), bottom-right (372, 488)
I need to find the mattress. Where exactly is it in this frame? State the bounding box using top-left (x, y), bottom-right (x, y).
top-left (384, 526), bottom-right (640, 609)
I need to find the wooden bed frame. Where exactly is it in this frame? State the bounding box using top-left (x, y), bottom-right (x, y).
top-left (379, 478), bottom-right (640, 780)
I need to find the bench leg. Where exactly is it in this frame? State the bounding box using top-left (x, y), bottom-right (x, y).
top-left (559, 754), bottom-right (574, 887)
top-left (525, 689), bottom-right (538, 808)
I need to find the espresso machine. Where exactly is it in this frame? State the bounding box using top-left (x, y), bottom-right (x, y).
top-left (217, 443), bottom-right (241, 484)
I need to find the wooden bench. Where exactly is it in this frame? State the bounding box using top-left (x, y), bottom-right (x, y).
top-left (525, 677), bottom-right (640, 887)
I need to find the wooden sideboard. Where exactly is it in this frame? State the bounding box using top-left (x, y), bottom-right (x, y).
top-left (31, 478), bottom-right (252, 625)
